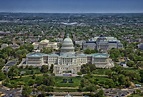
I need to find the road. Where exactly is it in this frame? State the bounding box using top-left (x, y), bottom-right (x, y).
top-left (0, 85), bottom-right (142, 97)
top-left (104, 88), bottom-right (134, 97)
top-left (0, 86), bottom-right (21, 97)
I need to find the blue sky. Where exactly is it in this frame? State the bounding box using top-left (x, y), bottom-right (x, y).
top-left (0, 0), bottom-right (143, 13)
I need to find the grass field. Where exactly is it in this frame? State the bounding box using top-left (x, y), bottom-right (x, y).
top-left (54, 76), bottom-right (81, 87)
top-left (19, 68), bottom-right (41, 75)
top-left (5, 67), bottom-right (141, 89)
top-left (92, 68), bottom-right (111, 75)
top-left (128, 94), bottom-right (143, 97)
top-left (5, 75), bottom-right (82, 88)
top-left (124, 68), bottom-right (139, 72)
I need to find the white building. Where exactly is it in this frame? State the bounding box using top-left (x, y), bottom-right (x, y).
top-left (21, 35), bottom-right (114, 75)
top-left (83, 35), bottom-right (123, 52)
top-left (32, 39), bottom-right (58, 50)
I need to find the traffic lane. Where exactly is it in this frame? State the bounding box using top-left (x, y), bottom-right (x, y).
top-left (0, 87), bottom-right (21, 96)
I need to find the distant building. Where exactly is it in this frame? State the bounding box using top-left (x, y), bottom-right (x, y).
top-left (1, 43), bottom-right (19, 49)
top-left (9, 43), bottom-right (20, 49)
top-left (32, 39), bottom-right (58, 50)
top-left (83, 35), bottom-right (123, 52)
top-left (138, 43), bottom-right (143, 50)
top-left (120, 62), bottom-right (127, 67)
top-left (75, 40), bottom-right (85, 47)
top-left (20, 35), bottom-right (114, 75)
top-left (1, 43), bottom-right (8, 49)
top-left (0, 31), bottom-right (11, 36)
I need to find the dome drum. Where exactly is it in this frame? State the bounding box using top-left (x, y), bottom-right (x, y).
top-left (60, 34), bottom-right (75, 54)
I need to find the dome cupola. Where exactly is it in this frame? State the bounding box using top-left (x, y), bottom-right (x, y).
top-left (60, 34), bottom-right (75, 55)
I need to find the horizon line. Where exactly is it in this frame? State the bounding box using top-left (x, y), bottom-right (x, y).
top-left (0, 11), bottom-right (143, 14)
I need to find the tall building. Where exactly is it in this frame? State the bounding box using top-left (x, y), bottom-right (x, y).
top-left (83, 35), bottom-right (123, 52)
top-left (20, 35), bottom-right (114, 75)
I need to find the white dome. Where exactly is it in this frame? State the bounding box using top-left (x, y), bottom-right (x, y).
top-left (62, 37), bottom-right (74, 46)
top-left (60, 34), bottom-right (75, 54)
top-left (40, 39), bottom-right (49, 43)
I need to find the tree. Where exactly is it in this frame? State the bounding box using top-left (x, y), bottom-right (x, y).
top-left (80, 64), bottom-right (90, 74)
top-left (49, 64), bottom-right (54, 73)
top-left (140, 70), bottom-right (143, 82)
top-left (42, 76), bottom-right (55, 86)
top-left (137, 61), bottom-right (143, 68)
top-left (105, 69), bottom-right (113, 78)
top-left (0, 71), bottom-right (6, 81)
top-left (77, 72), bottom-right (82, 76)
top-left (118, 74), bottom-right (126, 85)
top-left (15, 49), bottom-right (28, 62)
top-left (109, 48), bottom-right (120, 59)
top-left (127, 60), bottom-right (135, 67)
top-left (86, 84), bottom-right (97, 92)
top-left (84, 48), bottom-right (98, 54)
top-left (28, 79), bottom-right (35, 86)
top-left (8, 66), bottom-right (19, 79)
top-left (22, 86), bottom-right (32, 97)
top-left (88, 64), bottom-right (96, 72)
top-left (20, 43), bottom-right (34, 52)
top-left (95, 90), bottom-right (104, 97)
top-left (0, 58), bottom-right (5, 69)
top-left (40, 65), bottom-right (48, 73)
top-left (1, 46), bottom-right (14, 57)
top-left (80, 64), bottom-right (96, 74)
top-left (41, 47), bottom-right (53, 54)
top-left (37, 84), bottom-right (53, 93)
top-left (105, 79), bottom-right (115, 88)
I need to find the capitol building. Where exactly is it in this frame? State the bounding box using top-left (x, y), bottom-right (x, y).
top-left (20, 35), bottom-right (114, 75)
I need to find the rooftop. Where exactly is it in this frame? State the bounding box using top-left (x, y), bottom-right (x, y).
top-left (90, 53), bottom-right (109, 58)
top-left (27, 52), bottom-right (48, 57)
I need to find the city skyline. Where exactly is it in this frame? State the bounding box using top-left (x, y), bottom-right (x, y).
top-left (0, 0), bottom-right (143, 13)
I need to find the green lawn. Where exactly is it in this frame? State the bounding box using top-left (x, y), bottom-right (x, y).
top-left (92, 76), bottom-right (109, 83)
top-left (124, 68), bottom-right (139, 72)
top-left (54, 76), bottom-right (81, 87)
top-left (19, 68), bottom-right (41, 75)
top-left (92, 68), bottom-right (111, 75)
top-left (128, 94), bottom-right (143, 97)
top-left (5, 75), bottom-right (82, 88)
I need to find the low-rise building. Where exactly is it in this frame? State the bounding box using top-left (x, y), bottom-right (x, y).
top-left (138, 43), bottom-right (143, 50)
top-left (83, 35), bottom-right (123, 52)
top-left (32, 39), bottom-right (58, 50)
top-left (1, 43), bottom-right (8, 49)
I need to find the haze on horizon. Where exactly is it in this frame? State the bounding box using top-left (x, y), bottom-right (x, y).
top-left (0, 0), bottom-right (143, 13)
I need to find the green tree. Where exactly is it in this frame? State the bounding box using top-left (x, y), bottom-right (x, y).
top-left (95, 90), bottom-right (104, 97)
top-left (118, 74), bottom-right (126, 85)
top-left (139, 70), bottom-right (143, 82)
top-left (0, 58), bottom-right (5, 69)
top-left (41, 47), bottom-right (53, 54)
top-left (15, 49), bottom-right (28, 62)
top-left (43, 76), bottom-right (55, 86)
top-left (28, 79), bottom-right (35, 86)
top-left (0, 71), bottom-right (6, 81)
top-left (84, 48), bottom-right (98, 54)
top-left (80, 64), bottom-right (90, 74)
top-left (22, 86), bottom-right (32, 97)
top-left (49, 64), bottom-right (54, 73)
top-left (137, 61), bottom-right (143, 68)
top-left (40, 65), bottom-right (49, 73)
top-left (8, 66), bottom-right (19, 79)
top-left (20, 43), bottom-right (34, 52)
top-left (88, 64), bottom-right (96, 72)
